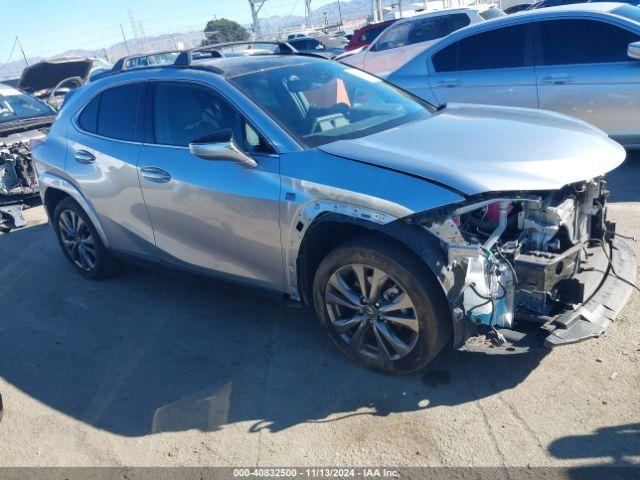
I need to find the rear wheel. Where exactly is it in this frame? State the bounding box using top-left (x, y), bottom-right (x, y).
top-left (313, 237), bottom-right (451, 374)
top-left (53, 197), bottom-right (118, 279)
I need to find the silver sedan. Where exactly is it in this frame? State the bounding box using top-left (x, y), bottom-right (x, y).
top-left (388, 3), bottom-right (640, 148)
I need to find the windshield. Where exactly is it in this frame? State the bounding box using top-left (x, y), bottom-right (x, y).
top-left (229, 60), bottom-right (433, 148)
top-left (0, 86), bottom-right (54, 125)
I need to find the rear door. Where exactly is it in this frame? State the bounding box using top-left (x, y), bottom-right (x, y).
top-left (428, 23), bottom-right (538, 108)
top-left (137, 81), bottom-right (283, 290)
top-left (533, 18), bottom-right (640, 145)
top-left (67, 82), bottom-right (156, 259)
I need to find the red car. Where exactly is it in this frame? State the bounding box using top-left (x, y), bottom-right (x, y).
top-left (345, 19), bottom-right (397, 51)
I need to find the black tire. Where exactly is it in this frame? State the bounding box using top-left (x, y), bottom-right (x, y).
top-left (313, 236), bottom-right (451, 374)
top-left (53, 197), bottom-right (118, 279)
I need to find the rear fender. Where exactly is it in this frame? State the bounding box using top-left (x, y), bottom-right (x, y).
top-left (38, 171), bottom-right (109, 248)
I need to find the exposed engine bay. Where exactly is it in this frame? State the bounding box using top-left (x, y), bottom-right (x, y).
top-left (419, 178), bottom-right (626, 352)
top-left (0, 129), bottom-right (46, 232)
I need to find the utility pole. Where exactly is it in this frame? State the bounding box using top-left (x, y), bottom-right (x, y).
top-left (249, 0), bottom-right (268, 39)
top-left (337, 0), bottom-right (343, 26)
top-left (305, 0), bottom-right (312, 28)
top-left (398, 0), bottom-right (403, 18)
top-left (15, 36), bottom-right (29, 67)
top-left (120, 24), bottom-right (131, 55)
top-left (372, 0), bottom-right (384, 22)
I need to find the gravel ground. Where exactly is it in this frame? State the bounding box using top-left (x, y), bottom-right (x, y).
top-left (0, 156), bottom-right (638, 470)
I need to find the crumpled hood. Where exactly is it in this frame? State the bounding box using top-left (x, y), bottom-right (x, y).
top-left (319, 103), bottom-right (626, 195)
top-left (18, 59), bottom-right (92, 94)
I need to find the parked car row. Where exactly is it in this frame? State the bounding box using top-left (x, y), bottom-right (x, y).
top-left (29, 40), bottom-right (636, 373)
top-left (387, 3), bottom-right (640, 148)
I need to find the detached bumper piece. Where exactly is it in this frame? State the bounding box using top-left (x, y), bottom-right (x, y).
top-left (459, 238), bottom-right (636, 355)
top-left (0, 204), bottom-right (27, 231)
top-left (545, 238), bottom-right (636, 347)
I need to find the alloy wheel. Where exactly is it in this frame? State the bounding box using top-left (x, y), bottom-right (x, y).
top-left (324, 263), bottom-right (419, 362)
top-left (58, 209), bottom-right (97, 272)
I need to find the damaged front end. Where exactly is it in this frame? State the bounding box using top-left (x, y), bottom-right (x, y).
top-left (413, 178), bottom-right (636, 354)
top-left (0, 133), bottom-right (44, 232)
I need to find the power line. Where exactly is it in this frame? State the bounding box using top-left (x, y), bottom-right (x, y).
top-left (0, 37), bottom-right (18, 73)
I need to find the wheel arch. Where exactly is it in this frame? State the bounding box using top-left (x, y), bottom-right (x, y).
top-left (39, 172), bottom-right (110, 249)
top-left (296, 212), bottom-right (460, 312)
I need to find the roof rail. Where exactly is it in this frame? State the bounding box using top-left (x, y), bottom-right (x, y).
top-left (174, 41), bottom-right (298, 67)
top-left (110, 50), bottom-right (182, 74)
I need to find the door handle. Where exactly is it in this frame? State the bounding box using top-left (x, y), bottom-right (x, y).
top-left (541, 75), bottom-right (574, 85)
top-left (140, 166), bottom-right (171, 183)
top-left (436, 78), bottom-right (460, 88)
top-left (74, 150), bottom-right (95, 164)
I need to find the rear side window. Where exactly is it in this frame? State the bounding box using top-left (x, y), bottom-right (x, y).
top-left (410, 14), bottom-right (471, 45)
top-left (97, 84), bottom-right (143, 141)
top-left (432, 24), bottom-right (530, 72)
top-left (78, 95), bottom-right (99, 133)
top-left (535, 19), bottom-right (639, 66)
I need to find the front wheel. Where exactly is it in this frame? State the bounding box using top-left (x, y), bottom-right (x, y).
top-left (313, 237), bottom-right (452, 374)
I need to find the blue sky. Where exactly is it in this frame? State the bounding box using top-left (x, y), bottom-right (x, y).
top-left (1, 0), bottom-right (336, 60)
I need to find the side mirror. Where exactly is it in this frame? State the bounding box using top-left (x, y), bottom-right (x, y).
top-left (189, 129), bottom-right (257, 168)
top-left (316, 44), bottom-right (326, 51)
top-left (628, 41), bottom-right (640, 60)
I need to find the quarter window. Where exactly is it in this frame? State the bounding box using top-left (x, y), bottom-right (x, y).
top-left (535, 19), bottom-right (639, 66)
top-left (432, 24), bottom-right (530, 72)
top-left (78, 95), bottom-right (100, 133)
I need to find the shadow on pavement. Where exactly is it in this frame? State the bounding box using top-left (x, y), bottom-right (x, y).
top-left (2, 156), bottom-right (638, 436)
top-left (607, 150), bottom-right (640, 203)
top-left (0, 224), bottom-right (546, 436)
top-left (548, 423), bottom-right (640, 479)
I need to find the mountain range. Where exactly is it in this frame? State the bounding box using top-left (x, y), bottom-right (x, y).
top-left (0, 0), bottom-right (397, 81)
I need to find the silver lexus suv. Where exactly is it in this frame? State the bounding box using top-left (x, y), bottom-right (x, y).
top-left (33, 45), bottom-right (636, 373)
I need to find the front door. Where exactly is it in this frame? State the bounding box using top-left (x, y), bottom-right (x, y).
top-left (428, 23), bottom-right (539, 109)
top-left (533, 18), bottom-right (640, 146)
top-left (137, 81), bottom-right (283, 290)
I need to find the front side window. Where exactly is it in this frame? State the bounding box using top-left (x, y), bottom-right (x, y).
top-left (152, 82), bottom-right (239, 147)
top-left (373, 22), bottom-right (412, 52)
top-left (151, 82), bottom-right (273, 153)
top-left (229, 59), bottom-right (432, 148)
top-left (432, 24), bottom-right (530, 72)
top-left (535, 19), bottom-right (639, 66)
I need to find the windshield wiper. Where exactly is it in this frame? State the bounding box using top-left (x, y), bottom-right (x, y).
top-left (0, 115), bottom-right (54, 133)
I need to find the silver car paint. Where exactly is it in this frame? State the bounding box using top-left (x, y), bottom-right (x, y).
top-left (389, 5), bottom-right (640, 146)
top-left (34, 59), bottom-right (623, 301)
top-left (279, 149), bottom-right (464, 299)
top-left (320, 103), bottom-right (626, 195)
